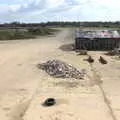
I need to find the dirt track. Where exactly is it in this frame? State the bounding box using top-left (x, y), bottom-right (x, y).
top-left (0, 28), bottom-right (120, 120)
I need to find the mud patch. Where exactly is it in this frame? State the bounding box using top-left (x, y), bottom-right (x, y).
top-left (52, 81), bottom-right (82, 89)
top-left (59, 43), bottom-right (75, 52)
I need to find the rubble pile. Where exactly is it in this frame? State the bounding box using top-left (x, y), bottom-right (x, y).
top-left (38, 60), bottom-right (86, 79)
top-left (107, 48), bottom-right (120, 56)
top-left (99, 56), bottom-right (108, 64)
top-left (78, 50), bottom-right (88, 55)
top-left (87, 56), bottom-right (94, 63)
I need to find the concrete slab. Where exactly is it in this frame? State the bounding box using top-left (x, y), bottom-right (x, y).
top-left (90, 51), bottom-right (120, 120)
top-left (24, 85), bottom-right (112, 120)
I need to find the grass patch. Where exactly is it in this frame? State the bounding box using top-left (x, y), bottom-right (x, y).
top-left (0, 29), bottom-right (34, 40)
top-left (28, 27), bottom-right (58, 35)
top-left (0, 27), bottom-right (59, 40)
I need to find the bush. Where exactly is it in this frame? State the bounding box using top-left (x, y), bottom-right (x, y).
top-left (27, 27), bottom-right (54, 35)
top-left (0, 29), bottom-right (34, 40)
top-left (0, 27), bottom-right (58, 40)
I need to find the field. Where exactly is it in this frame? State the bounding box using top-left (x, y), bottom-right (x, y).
top-left (0, 28), bottom-right (120, 120)
top-left (0, 27), bottom-right (58, 40)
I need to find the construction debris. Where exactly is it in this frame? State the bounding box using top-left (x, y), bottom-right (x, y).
top-left (107, 48), bottom-right (120, 56)
top-left (87, 56), bottom-right (94, 63)
top-left (37, 60), bottom-right (86, 79)
top-left (99, 56), bottom-right (108, 64)
top-left (76, 29), bottom-right (120, 38)
top-left (78, 50), bottom-right (88, 55)
top-left (107, 50), bottom-right (116, 56)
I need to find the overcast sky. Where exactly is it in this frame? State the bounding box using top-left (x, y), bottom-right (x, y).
top-left (0, 0), bottom-right (120, 23)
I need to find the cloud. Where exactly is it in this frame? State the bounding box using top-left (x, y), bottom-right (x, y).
top-left (0, 0), bottom-right (120, 22)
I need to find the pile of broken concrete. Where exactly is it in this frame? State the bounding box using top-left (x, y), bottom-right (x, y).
top-left (107, 48), bottom-right (120, 56)
top-left (37, 60), bottom-right (86, 79)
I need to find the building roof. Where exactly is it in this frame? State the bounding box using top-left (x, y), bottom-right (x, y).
top-left (76, 29), bottom-right (120, 39)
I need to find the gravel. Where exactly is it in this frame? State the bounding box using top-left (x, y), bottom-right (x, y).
top-left (37, 60), bottom-right (86, 79)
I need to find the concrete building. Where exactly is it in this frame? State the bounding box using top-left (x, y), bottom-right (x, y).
top-left (75, 29), bottom-right (120, 50)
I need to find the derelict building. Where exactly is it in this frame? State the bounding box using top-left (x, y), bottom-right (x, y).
top-left (75, 29), bottom-right (120, 50)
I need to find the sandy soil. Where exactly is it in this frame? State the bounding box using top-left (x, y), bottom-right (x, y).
top-left (0, 28), bottom-right (119, 120)
top-left (89, 51), bottom-right (120, 120)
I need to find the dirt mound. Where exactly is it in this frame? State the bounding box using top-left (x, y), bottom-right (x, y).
top-left (37, 60), bottom-right (86, 79)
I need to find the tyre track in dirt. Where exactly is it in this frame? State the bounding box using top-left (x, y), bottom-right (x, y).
top-left (89, 62), bottom-right (117, 120)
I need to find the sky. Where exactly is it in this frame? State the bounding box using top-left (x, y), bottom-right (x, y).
top-left (0, 0), bottom-right (120, 23)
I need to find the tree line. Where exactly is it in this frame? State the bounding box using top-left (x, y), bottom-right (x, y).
top-left (0, 21), bottom-right (120, 28)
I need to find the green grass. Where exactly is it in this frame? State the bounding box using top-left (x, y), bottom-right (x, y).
top-left (0, 27), bottom-right (59, 40)
top-left (0, 29), bottom-right (34, 40)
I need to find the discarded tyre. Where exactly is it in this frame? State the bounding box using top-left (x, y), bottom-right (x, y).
top-left (43, 98), bottom-right (56, 107)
